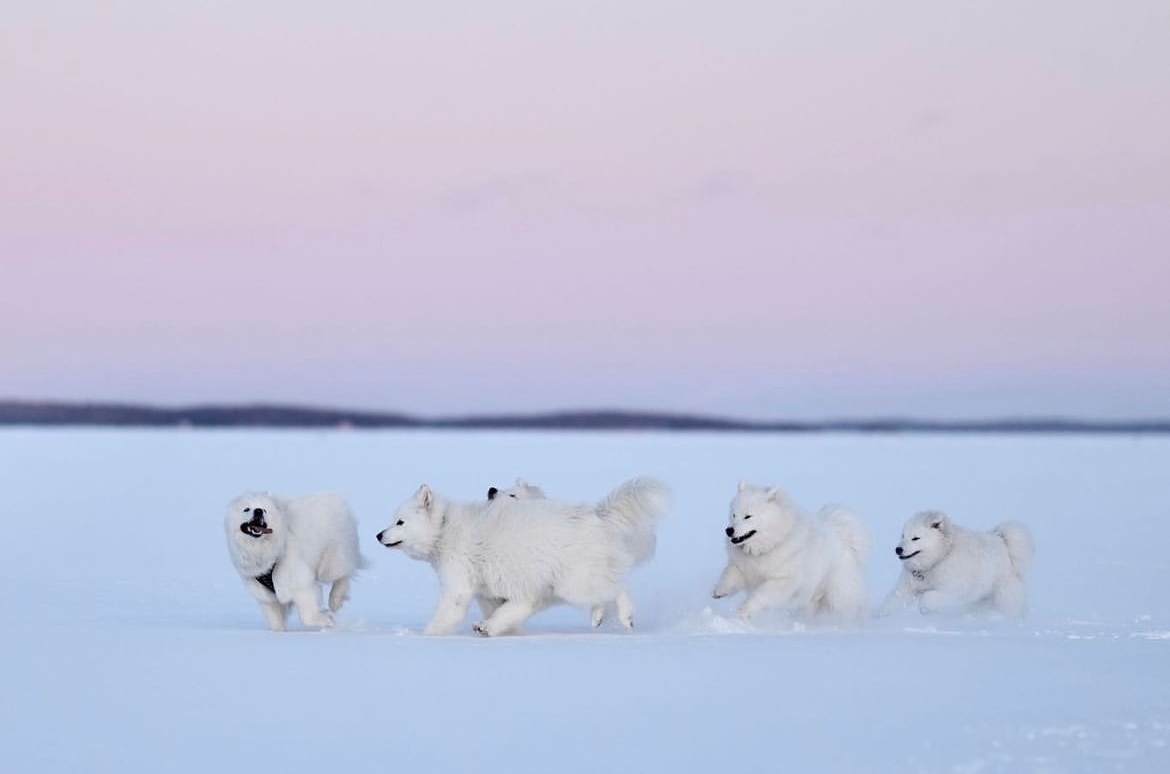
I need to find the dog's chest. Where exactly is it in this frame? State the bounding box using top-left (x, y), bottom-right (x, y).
top-left (732, 550), bottom-right (780, 586)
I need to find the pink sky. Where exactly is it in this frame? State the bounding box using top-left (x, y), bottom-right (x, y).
top-left (3, 2), bottom-right (1168, 418)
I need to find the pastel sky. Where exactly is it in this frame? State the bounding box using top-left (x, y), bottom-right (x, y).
top-left (3, 1), bottom-right (1169, 419)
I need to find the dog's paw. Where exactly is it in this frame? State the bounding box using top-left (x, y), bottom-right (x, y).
top-left (590, 606), bottom-right (606, 628)
top-left (712, 589), bottom-right (728, 599)
top-left (472, 621), bottom-right (494, 637)
top-left (736, 607), bottom-right (754, 621)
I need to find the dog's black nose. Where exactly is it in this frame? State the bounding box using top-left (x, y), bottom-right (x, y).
top-left (376, 530), bottom-right (385, 543)
top-left (725, 527), bottom-right (735, 537)
top-left (895, 546), bottom-right (903, 556)
top-left (487, 487), bottom-right (498, 500)
top-left (252, 507), bottom-right (265, 520)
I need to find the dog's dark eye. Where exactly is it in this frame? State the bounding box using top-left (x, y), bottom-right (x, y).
top-left (395, 519), bottom-right (404, 526)
top-left (743, 514), bottom-right (753, 520)
top-left (911, 536), bottom-right (919, 541)
top-left (243, 507), bottom-right (251, 513)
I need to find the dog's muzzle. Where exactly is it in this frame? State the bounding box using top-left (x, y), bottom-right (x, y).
top-left (729, 529), bottom-right (757, 545)
top-left (376, 530), bottom-right (403, 548)
top-left (240, 508), bottom-right (273, 538)
top-left (897, 548), bottom-right (920, 561)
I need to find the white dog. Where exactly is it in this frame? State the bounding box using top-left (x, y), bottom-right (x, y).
top-left (487, 478), bottom-right (657, 627)
top-left (377, 478), bottom-right (670, 636)
top-left (225, 492), bottom-right (362, 631)
top-left (712, 481), bottom-right (869, 621)
top-left (878, 511), bottom-right (1034, 618)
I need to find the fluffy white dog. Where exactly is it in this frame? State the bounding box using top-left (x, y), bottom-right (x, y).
top-left (712, 481), bottom-right (869, 621)
top-left (487, 478), bottom-right (657, 627)
top-left (878, 511), bottom-right (1034, 618)
top-left (377, 478), bottom-right (670, 636)
top-left (225, 492), bottom-right (362, 631)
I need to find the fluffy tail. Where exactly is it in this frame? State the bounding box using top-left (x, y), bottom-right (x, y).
top-left (819, 505), bottom-right (870, 569)
top-left (817, 505), bottom-right (869, 620)
top-left (994, 521), bottom-right (1034, 578)
top-left (597, 477), bottom-right (671, 566)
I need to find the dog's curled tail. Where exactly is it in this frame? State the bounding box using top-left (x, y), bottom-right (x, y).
top-left (994, 521), bottom-right (1034, 578)
top-left (597, 477), bottom-right (671, 565)
top-left (820, 505), bottom-right (870, 568)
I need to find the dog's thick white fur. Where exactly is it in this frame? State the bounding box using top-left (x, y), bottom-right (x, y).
top-left (225, 492), bottom-right (362, 631)
top-left (487, 478), bottom-right (658, 627)
top-left (378, 478), bottom-right (670, 636)
top-left (878, 511), bottom-right (1034, 618)
top-left (712, 481), bottom-right (869, 621)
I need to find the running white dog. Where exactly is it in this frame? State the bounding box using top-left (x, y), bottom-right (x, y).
top-left (877, 511), bottom-right (1034, 618)
top-left (377, 478), bottom-right (670, 636)
top-left (225, 492), bottom-right (362, 631)
top-left (487, 478), bottom-right (657, 627)
top-left (712, 481), bottom-right (869, 621)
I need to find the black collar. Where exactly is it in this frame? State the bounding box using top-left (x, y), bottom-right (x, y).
top-left (254, 565), bottom-right (276, 593)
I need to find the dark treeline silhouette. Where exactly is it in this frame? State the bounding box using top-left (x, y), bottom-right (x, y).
top-left (1, 400), bottom-right (1167, 434)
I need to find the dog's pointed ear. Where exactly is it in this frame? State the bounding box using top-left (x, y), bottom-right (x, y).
top-left (737, 480), bottom-right (748, 492)
top-left (765, 487), bottom-right (781, 502)
top-left (487, 486), bottom-right (498, 500)
top-left (929, 513), bottom-right (949, 532)
top-left (515, 477), bottom-right (528, 487)
top-left (416, 484), bottom-right (433, 509)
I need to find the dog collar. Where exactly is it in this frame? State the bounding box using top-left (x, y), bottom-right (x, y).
top-left (254, 565), bottom-right (276, 593)
top-left (911, 569), bottom-right (926, 581)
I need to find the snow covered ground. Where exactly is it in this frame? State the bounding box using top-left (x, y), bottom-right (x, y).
top-left (2, 429), bottom-right (1167, 772)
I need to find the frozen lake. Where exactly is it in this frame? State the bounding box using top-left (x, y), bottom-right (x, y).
top-left (1, 429), bottom-right (1168, 772)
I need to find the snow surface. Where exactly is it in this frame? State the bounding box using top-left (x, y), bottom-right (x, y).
top-left (2, 429), bottom-right (1168, 772)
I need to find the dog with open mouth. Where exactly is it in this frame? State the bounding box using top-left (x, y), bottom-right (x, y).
top-left (712, 481), bottom-right (869, 621)
top-left (225, 492), bottom-right (363, 631)
top-left (877, 511), bottom-right (1034, 618)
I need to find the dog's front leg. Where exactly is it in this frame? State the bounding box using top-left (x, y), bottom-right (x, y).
top-left (712, 563), bottom-right (746, 599)
top-left (917, 589), bottom-right (964, 615)
top-left (476, 594), bottom-right (504, 619)
top-left (738, 578), bottom-right (796, 619)
top-left (474, 599), bottom-right (538, 637)
top-left (259, 600), bottom-right (289, 631)
top-left (425, 590), bottom-right (472, 635)
top-left (876, 572), bottom-right (914, 617)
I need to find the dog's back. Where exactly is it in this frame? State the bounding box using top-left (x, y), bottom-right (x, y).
top-left (283, 493), bottom-right (363, 582)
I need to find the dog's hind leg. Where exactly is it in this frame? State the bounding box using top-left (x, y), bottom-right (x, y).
top-left (614, 586), bottom-right (635, 630)
top-left (328, 576), bottom-right (351, 612)
top-left (292, 586), bottom-right (334, 629)
top-left (473, 599), bottom-right (538, 637)
top-left (590, 604), bottom-right (607, 628)
top-left (992, 576), bottom-right (1027, 618)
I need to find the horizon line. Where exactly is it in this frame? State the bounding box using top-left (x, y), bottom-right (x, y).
top-left (2, 399), bottom-right (1168, 434)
